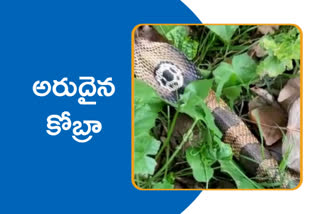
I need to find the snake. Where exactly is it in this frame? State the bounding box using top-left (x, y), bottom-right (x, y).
top-left (134, 29), bottom-right (299, 188)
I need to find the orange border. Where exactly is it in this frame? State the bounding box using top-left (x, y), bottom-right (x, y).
top-left (131, 24), bottom-right (303, 191)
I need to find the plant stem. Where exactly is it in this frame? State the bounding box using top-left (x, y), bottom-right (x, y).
top-left (167, 106), bottom-right (171, 128)
top-left (175, 167), bottom-right (192, 176)
top-left (210, 45), bottom-right (249, 51)
top-left (155, 110), bottom-right (179, 161)
top-left (231, 26), bottom-right (257, 43)
top-left (253, 111), bottom-right (265, 160)
top-left (164, 106), bottom-right (172, 177)
top-left (154, 119), bottom-right (199, 179)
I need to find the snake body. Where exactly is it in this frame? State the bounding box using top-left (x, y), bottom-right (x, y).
top-left (134, 37), bottom-right (298, 188)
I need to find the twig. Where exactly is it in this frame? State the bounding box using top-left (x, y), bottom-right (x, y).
top-left (240, 117), bottom-right (300, 132)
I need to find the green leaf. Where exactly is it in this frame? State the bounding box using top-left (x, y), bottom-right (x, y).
top-left (134, 79), bottom-right (163, 175)
top-left (261, 32), bottom-right (300, 61)
top-left (165, 26), bottom-right (188, 46)
top-left (232, 53), bottom-right (257, 84)
top-left (186, 147), bottom-right (214, 183)
top-left (134, 80), bottom-right (163, 136)
top-left (180, 37), bottom-right (199, 60)
top-left (278, 35), bottom-right (300, 61)
top-left (222, 86), bottom-right (242, 104)
top-left (134, 133), bottom-right (160, 175)
top-left (179, 92), bottom-right (215, 130)
top-left (152, 25), bottom-right (176, 37)
top-left (134, 79), bottom-right (162, 107)
top-left (256, 55), bottom-right (287, 77)
top-left (153, 177), bottom-right (174, 189)
top-left (213, 62), bottom-right (234, 99)
top-left (219, 160), bottom-right (262, 189)
top-left (198, 68), bottom-right (212, 79)
top-left (260, 36), bottom-right (277, 54)
top-left (206, 25), bottom-right (238, 43)
top-left (134, 104), bottom-right (159, 136)
top-left (258, 28), bottom-right (300, 78)
top-left (153, 25), bottom-right (198, 60)
top-left (214, 136), bottom-right (233, 160)
top-left (213, 53), bottom-right (257, 103)
top-left (183, 78), bottom-right (213, 99)
top-left (178, 79), bottom-right (221, 135)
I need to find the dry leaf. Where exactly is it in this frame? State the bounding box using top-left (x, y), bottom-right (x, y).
top-left (249, 87), bottom-right (287, 145)
top-left (282, 98), bottom-right (300, 173)
top-left (250, 87), bottom-right (279, 107)
top-left (136, 25), bottom-right (165, 42)
top-left (249, 106), bottom-right (287, 146)
top-left (257, 25), bottom-right (280, 35)
top-left (248, 96), bottom-right (268, 111)
top-left (278, 77), bottom-right (300, 111)
top-left (250, 43), bottom-right (267, 58)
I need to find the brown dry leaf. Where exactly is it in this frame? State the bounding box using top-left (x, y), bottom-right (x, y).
top-left (257, 25), bottom-right (280, 35)
top-left (278, 77), bottom-right (300, 111)
top-left (249, 106), bottom-right (287, 146)
top-left (249, 87), bottom-right (287, 145)
top-left (282, 98), bottom-right (300, 173)
top-left (248, 96), bottom-right (268, 111)
top-left (250, 87), bottom-right (279, 107)
top-left (250, 43), bottom-right (267, 58)
top-left (136, 25), bottom-right (166, 42)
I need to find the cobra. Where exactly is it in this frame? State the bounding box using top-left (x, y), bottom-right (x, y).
top-left (134, 33), bottom-right (299, 188)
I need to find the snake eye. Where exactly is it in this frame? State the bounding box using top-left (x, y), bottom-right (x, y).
top-left (154, 61), bottom-right (184, 92)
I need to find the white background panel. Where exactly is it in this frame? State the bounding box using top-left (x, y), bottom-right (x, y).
top-left (181, 0), bottom-right (319, 213)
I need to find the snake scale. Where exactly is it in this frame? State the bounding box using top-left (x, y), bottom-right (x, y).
top-left (134, 29), bottom-right (299, 188)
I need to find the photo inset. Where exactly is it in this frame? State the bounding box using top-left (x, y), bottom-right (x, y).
top-left (133, 24), bottom-right (302, 190)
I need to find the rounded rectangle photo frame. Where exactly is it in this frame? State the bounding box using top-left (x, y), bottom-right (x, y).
top-left (132, 24), bottom-right (303, 191)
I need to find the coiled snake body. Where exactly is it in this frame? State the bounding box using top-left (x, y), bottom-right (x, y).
top-left (134, 37), bottom-right (299, 188)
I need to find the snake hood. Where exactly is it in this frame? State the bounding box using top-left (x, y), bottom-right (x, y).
top-left (134, 39), bottom-right (200, 102)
